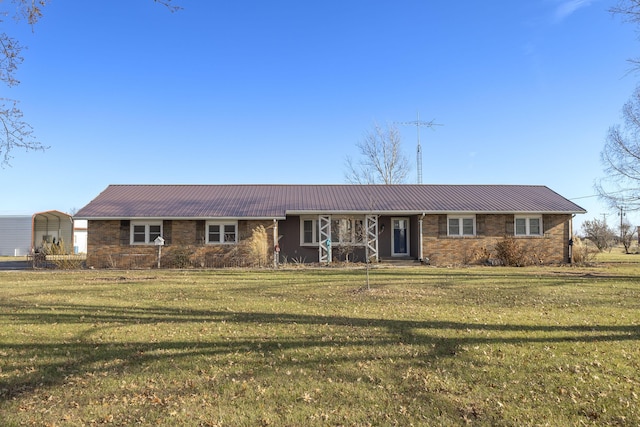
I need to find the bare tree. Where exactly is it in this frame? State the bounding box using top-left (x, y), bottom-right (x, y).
top-left (0, 0), bottom-right (180, 167)
top-left (581, 218), bottom-right (616, 252)
top-left (619, 219), bottom-right (637, 253)
top-left (345, 123), bottom-right (410, 184)
top-left (596, 1), bottom-right (640, 212)
top-left (596, 87), bottom-right (640, 211)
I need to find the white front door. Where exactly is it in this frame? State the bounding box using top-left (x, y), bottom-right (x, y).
top-left (392, 218), bottom-right (409, 256)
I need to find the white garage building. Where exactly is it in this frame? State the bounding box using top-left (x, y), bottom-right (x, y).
top-left (0, 215), bottom-right (32, 256)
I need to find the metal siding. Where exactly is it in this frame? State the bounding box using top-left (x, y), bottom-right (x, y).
top-left (75, 184), bottom-right (587, 219)
top-left (0, 216), bottom-right (32, 256)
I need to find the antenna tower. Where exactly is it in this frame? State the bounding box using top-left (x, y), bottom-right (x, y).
top-left (396, 112), bottom-right (442, 184)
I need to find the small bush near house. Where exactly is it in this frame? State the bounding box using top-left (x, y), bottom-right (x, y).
top-left (34, 239), bottom-right (85, 269)
top-left (162, 227), bottom-right (270, 269)
top-left (494, 237), bottom-right (521, 266)
top-left (571, 237), bottom-right (598, 265)
top-left (461, 245), bottom-right (492, 265)
top-left (495, 237), bottom-right (542, 267)
top-left (243, 225), bottom-right (269, 266)
top-left (161, 246), bottom-right (192, 268)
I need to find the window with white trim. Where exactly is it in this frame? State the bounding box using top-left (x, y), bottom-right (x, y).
top-left (206, 221), bottom-right (238, 244)
top-left (300, 216), bottom-right (365, 246)
top-left (447, 215), bottom-right (476, 236)
top-left (301, 217), bottom-right (320, 245)
top-left (331, 217), bottom-right (365, 245)
top-left (514, 216), bottom-right (542, 236)
top-left (130, 221), bottom-right (162, 244)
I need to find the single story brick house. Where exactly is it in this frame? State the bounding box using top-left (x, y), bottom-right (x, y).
top-left (74, 184), bottom-right (586, 268)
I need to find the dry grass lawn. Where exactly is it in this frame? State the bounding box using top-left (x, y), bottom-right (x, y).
top-left (0, 258), bottom-right (639, 426)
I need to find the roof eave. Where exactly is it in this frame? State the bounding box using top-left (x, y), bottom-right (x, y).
top-left (287, 210), bottom-right (587, 215)
top-left (74, 216), bottom-right (287, 221)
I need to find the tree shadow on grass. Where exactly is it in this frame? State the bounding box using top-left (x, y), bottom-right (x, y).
top-left (1, 301), bottom-right (639, 404)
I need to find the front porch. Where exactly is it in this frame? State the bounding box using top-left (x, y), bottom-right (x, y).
top-left (277, 214), bottom-right (426, 264)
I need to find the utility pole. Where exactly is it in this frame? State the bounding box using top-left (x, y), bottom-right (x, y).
top-left (618, 206), bottom-right (626, 242)
top-left (396, 113), bottom-right (442, 184)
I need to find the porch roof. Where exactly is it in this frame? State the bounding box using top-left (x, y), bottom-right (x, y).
top-left (74, 184), bottom-right (586, 219)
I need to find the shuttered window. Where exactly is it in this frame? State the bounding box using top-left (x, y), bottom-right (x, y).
top-left (206, 221), bottom-right (237, 244)
top-left (130, 222), bottom-right (163, 244)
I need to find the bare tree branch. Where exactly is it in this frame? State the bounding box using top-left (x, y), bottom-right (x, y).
top-left (344, 123), bottom-right (410, 185)
top-left (611, 0), bottom-right (640, 22)
top-left (598, 87), bottom-right (640, 211)
top-left (0, 33), bottom-right (23, 87)
top-left (0, 98), bottom-right (47, 166)
top-left (611, 1), bottom-right (640, 72)
top-left (0, 0), bottom-right (180, 166)
top-left (153, 0), bottom-right (183, 13)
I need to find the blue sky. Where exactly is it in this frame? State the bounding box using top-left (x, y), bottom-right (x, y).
top-left (1, 0), bottom-right (638, 229)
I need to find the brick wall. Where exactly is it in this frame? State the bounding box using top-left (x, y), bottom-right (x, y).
top-left (86, 219), bottom-right (276, 269)
top-left (422, 214), bottom-right (571, 266)
top-left (87, 215), bottom-right (572, 268)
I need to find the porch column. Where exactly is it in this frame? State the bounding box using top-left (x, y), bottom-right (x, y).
top-left (318, 215), bottom-right (331, 263)
top-left (365, 215), bottom-right (379, 262)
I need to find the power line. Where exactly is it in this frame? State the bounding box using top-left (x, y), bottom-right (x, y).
top-left (569, 194), bottom-right (600, 200)
top-left (569, 188), bottom-right (640, 200)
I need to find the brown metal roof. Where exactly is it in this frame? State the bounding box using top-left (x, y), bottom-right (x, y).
top-left (74, 184), bottom-right (586, 219)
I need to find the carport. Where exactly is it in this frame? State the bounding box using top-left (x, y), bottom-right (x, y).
top-left (32, 210), bottom-right (74, 254)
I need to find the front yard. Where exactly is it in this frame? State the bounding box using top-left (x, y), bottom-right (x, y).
top-left (0, 258), bottom-right (638, 426)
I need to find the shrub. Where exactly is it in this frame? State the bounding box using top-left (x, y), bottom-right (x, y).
top-left (494, 237), bottom-right (527, 266)
top-left (571, 237), bottom-right (598, 265)
top-left (185, 226), bottom-right (270, 268)
top-left (162, 246), bottom-right (193, 268)
top-left (35, 238), bottom-right (85, 269)
top-left (462, 245), bottom-right (491, 265)
top-left (244, 225), bottom-right (269, 266)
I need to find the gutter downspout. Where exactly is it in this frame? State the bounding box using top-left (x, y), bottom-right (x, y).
top-left (569, 214), bottom-right (575, 264)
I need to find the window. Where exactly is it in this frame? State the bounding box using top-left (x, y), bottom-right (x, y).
top-left (447, 216), bottom-right (475, 236)
top-left (300, 216), bottom-right (364, 246)
top-left (302, 219), bottom-right (316, 244)
top-left (130, 221), bottom-right (162, 244)
top-left (514, 216), bottom-right (542, 236)
top-left (206, 221), bottom-right (237, 244)
top-left (332, 217), bottom-right (364, 245)
top-left (301, 217), bottom-right (320, 245)
top-left (331, 219), bottom-right (344, 243)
